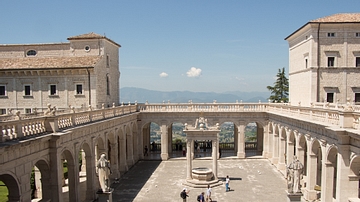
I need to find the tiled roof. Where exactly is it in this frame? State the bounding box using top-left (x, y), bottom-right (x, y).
top-left (310, 13), bottom-right (360, 23)
top-left (67, 32), bottom-right (121, 47)
top-left (0, 56), bottom-right (101, 70)
top-left (67, 32), bottom-right (106, 40)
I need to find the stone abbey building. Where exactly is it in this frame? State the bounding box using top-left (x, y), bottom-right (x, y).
top-left (0, 13), bottom-right (360, 202)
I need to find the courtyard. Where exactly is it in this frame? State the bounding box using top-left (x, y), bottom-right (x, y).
top-left (111, 157), bottom-right (288, 202)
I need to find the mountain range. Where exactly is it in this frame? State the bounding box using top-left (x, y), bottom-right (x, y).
top-left (120, 87), bottom-right (270, 104)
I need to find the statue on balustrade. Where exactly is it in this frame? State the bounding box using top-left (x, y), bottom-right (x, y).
top-left (97, 153), bottom-right (111, 192)
top-left (286, 156), bottom-right (304, 194)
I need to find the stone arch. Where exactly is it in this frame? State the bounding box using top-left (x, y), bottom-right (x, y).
top-left (0, 173), bottom-right (20, 202)
top-left (242, 120), bottom-right (264, 157)
top-left (169, 121), bottom-right (186, 158)
top-left (218, 121), bottom-right (235, 158)
top-left (322, 145), bottom-right (338, 201)
top-left (79, 141), bottom-right (96, 201)
top-left (32, 159), bottom-right (51, 201)
top-left (61, 149), bottom-right (77, 202)
top-left (350, 155), bottom-right (360, 198)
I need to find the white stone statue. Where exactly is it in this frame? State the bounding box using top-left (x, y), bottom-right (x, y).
top-left (97, 154), bottom-right (111, 192)
top-left (287, 156), bottom-right (303, 193)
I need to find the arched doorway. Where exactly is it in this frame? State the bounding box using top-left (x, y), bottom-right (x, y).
top-left (0, 174), bottom-right (20, 202)
top-left (219, 122), bottom-right (235, 158)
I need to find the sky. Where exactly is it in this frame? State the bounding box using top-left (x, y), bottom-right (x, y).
top-left (1, 1), bottom-right (360, 93)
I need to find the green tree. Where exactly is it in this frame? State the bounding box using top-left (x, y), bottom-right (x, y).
top-left (267, 67), bottom-right (289, 103)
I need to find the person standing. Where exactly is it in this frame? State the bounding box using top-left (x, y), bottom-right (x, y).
top-left (225, 175), bottom-right (230, 192)
top-left (198, 192), bottom-right (205, 202)
top-left (180, 188), bottom-right (189, 202)
top-left (144, 145), bottom-right (149, 156)
top-left (206, 185), bottom-right (212, 202)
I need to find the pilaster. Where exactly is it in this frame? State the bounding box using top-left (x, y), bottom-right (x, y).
top-left (160, 124), bottom-right (169, 160)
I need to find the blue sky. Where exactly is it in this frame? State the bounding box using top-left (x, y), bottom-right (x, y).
top-left (1, 1), bottom-right (360, 93)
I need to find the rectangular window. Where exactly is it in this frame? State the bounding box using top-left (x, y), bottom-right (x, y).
top-left (24, 85), bottom-right (31, 96)
top-left (356, 57), bottom-right (360, 67)
top-left (356, 33), bottom-right (360, 37)
top-left (0, 109), bottom-right (6, 115)
top-left (305, 59), bottom-right (308, 69)
top-left (327, 32), bottom-right (335, 37)
top-left (355, 93), bottom-right (360, 103)
top-left (50, 84), bottom-right (57, 95)
top-left (328, 57), bottom-right (335, 67)
top-left (0, 85), bottom-right (6, 96)
top-left (76, 84), bottom-right (83, 95)
top-left (327, 93), bottom-right (334, 103)
top-left (25, 108), bottom-right (32, 114)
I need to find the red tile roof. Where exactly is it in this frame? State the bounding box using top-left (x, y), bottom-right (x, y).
top-left (0, 56), bottom-right (101, 70)
top-left (67, 32), bottom-right (121, 47)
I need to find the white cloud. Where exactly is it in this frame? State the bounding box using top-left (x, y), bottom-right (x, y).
top-left (159, 72), bottom-right (168, 78)
top-left (186, 67), bottom-right (202, 77)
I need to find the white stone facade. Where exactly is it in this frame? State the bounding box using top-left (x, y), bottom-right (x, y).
top-left (0, 33), bottom-right (121, 114)
top-left (285, 14), bottom-right (360, 107)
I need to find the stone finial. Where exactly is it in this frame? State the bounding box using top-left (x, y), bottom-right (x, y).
top-left (102, 103), bottom-right (105, 109)
top-left (112, 103), bottom-right (115, 108)
top-left (128, 101), bottom-right (131, 105)
top-left (33, 107), bottom-right (37, 115)
top-left (145, 100), bottom-right (148, 104)
top-left (71, 106), bottom-right (75, 113)
top-left (184, 123), bottom-right (188, 130)
top-left (213, 100), bottom-right (217, 104)
top-left (88, 105), bottom-right (92, 111)
top-left (298, 102), bottom-right (301, 106)
top-left (15, 111), bottom-right (21, 120)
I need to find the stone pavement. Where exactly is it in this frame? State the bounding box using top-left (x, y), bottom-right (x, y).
top-left (111, 158), bottom-right (288, 202)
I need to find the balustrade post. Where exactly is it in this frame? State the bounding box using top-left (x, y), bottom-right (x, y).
top-left (44, 117), bottom-right (60, 132)
top-left (339, 111), bottom-right (353, 128)
top-left (15, 123), bottom-right (24, 139)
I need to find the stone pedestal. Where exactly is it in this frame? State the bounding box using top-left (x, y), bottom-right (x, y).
top-left (97, 189), bottom-right (113, 202)
top-left (286, 191), bottom-right (303, 202)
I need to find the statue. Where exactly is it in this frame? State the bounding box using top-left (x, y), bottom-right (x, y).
top-left (97, 154), bottom-right (111, 192)
top-left (287, 156), bottom-right (304, 193)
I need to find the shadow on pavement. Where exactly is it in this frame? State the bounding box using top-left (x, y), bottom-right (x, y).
top-left (111, 160), bottom-right (161, 202)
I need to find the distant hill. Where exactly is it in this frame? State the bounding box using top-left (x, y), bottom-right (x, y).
top-left (120, 87), bottom-right (270, 104)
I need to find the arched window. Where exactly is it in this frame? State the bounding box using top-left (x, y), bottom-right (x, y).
top-left (26, 50), bottom-right (37, 56)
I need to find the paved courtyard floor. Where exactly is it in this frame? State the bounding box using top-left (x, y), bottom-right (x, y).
top-left (111, 158), bottom-right (288, 202)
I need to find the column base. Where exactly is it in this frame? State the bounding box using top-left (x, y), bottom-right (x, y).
top-left (303, 188), bottom-right (318, 201)
top-left (237, 152), bottom-right (245, 158)
top-left (161, 153), bottom-right (169, 160)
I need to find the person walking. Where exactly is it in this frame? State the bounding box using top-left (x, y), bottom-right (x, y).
top-left (197, 192), bottom-right (205, 202)
top-left (206, 185), bottom-right (212, 202)
top-left (225, 175), bottom-right (230, 192)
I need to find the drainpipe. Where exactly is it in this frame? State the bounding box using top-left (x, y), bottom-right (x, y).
top-left (86, 67), bottom-right (91, 106)
top-left (317, 23), bottom-right (321, 102)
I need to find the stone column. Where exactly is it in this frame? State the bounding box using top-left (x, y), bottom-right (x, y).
top-left (85, 153), bottom-right (96, 201)
top-left (272, 132), bottom-right (279, 164)
top-left (286, 142), bottom-right (295, 167)
top-left (234, 125), bottom-right (238, 153)
top-left (119, 136), bottom-right (128, 173)
top-left (126, 134), bottom-right (134, 166)
top-left (278, 130), bottom-right (286, 171)
top-left (262, 125), bottom-right (269, 158)
top-left (168, 126), bottom-right (172, 156)
top-left (303, 154), bottom-right (317, 201)
top-left (212, 139), bottom-right (218, 179)
top-left (267, 124), bottom-right (273, 159)
top-left (161, 124), bottom-right (169, 160)
top-left (236, 124), bottom-right (245, 158)
top-left (321, 162), bottom-right (334, 202)
top-left (110, 142), bottom-right (120, 179)
top-left (186, 139), bottom-right (192, 180)
top-left (49, 137), bottom-right (62, 201)
top-left (336, 145), bottom-right (351, 201)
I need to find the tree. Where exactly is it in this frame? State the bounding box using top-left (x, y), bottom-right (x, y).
top-left (267, 67), bottom-right (289, 103)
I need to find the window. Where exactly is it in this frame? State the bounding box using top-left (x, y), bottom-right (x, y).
top-left (355, 93), bottom-right (360, 103)
top-left (305, 59), bottom-right (308, 69)
top-left (50, 84), bottom-right (57, 95)
top-left (356, 33), bottom-right (360, 37)
top-left (76, 84), bottom-right (83, 95)
top-left (0, 85), bottom-right (6, 96)
top-left (26, 50), bottom-right (37, 56)
top-left (84, 45), bottom-right (90, 52)
top-left (106, 76), bottom-right (110, 95)
top-left (327, 93), bottom-right (334, 103)
top-left (328, 57), bottom-right (335, 67)
top-left (24, 85), bottom-right (31, 96)
top-left (327, 33), bottom-right (335, 37)
top-left (106, 55), bottom-right (110, 67)
top-left (356, 57), bottom-right (360, 67)
top-left (0, 109), bottom-right (6, 115)
top-left (25, 108), bottom-right (32, 114)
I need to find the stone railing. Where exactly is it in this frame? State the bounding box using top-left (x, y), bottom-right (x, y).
top-left (138, 102), bottom-right (268, 112)
top-left (0, 104), bottom-right (138, 143)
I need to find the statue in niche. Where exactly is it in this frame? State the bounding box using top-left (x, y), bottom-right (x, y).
top-left (287, 156), bottom-right (304, 193)
top-left (97, 154), bottom-right (111, 192)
